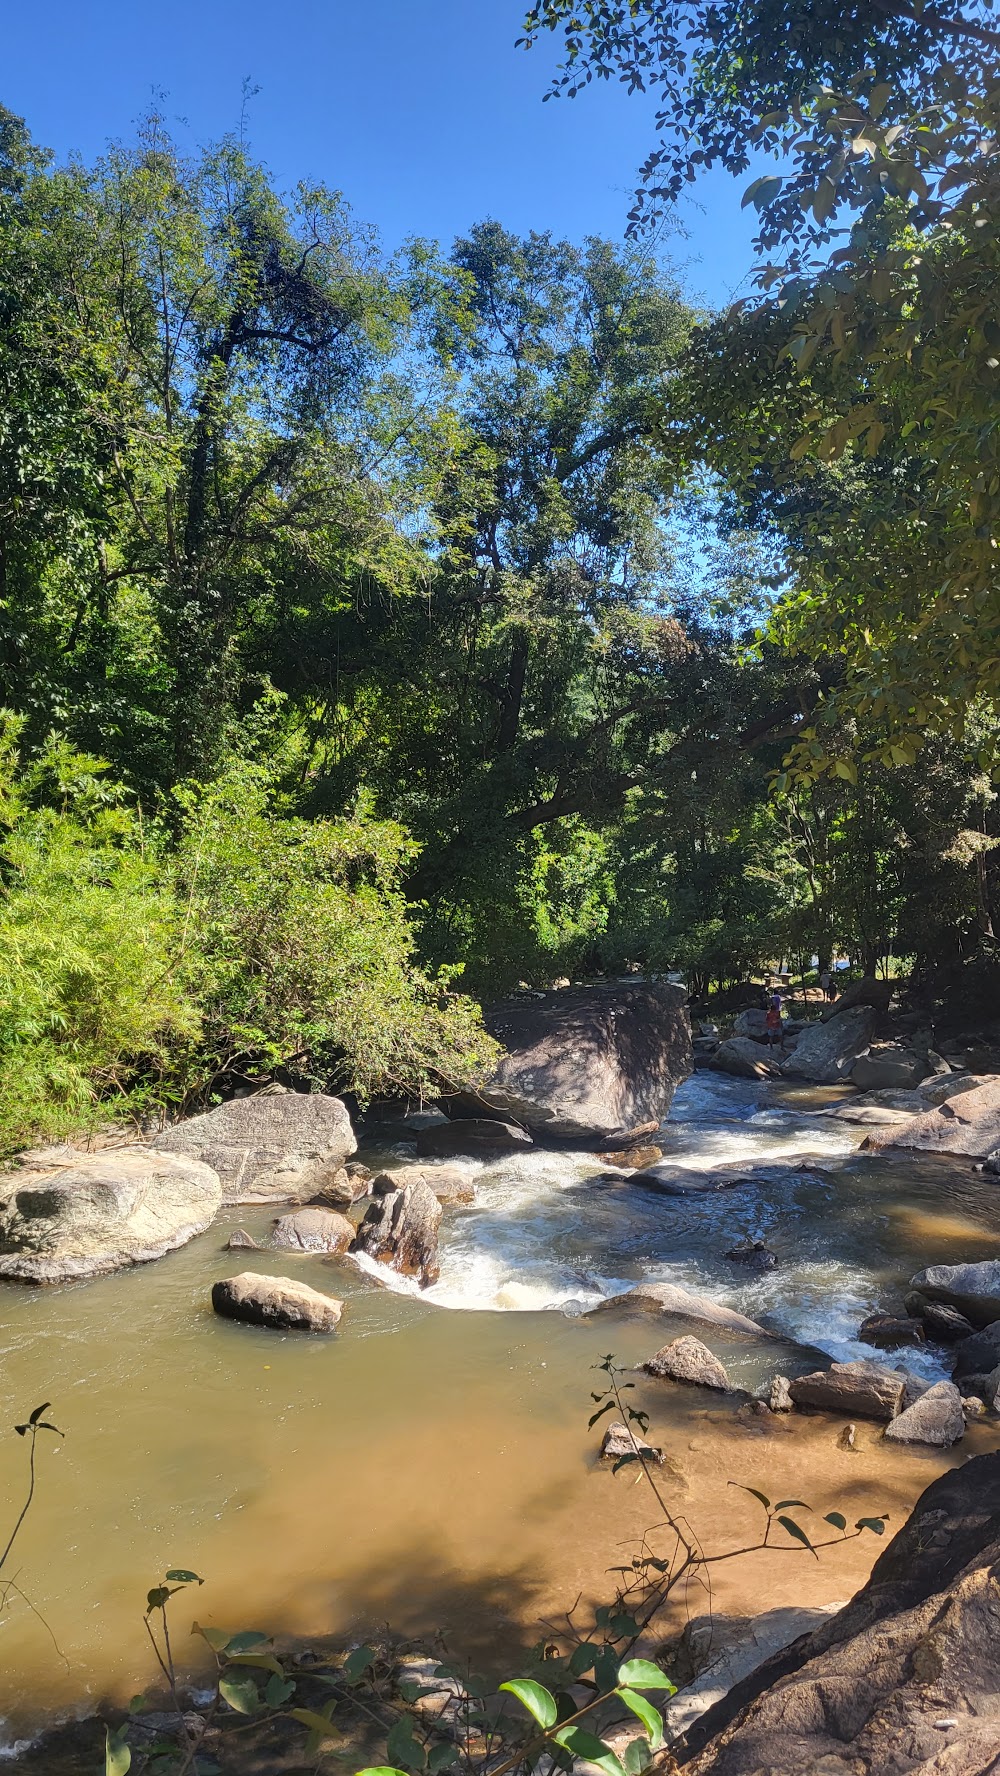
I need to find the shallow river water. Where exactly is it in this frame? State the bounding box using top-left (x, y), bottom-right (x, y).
top-left (1, 1072), bottom-right (999, 1744)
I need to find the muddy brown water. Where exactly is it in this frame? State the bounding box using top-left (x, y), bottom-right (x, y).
top-left (0, 1072), bottom-right (998, 1745)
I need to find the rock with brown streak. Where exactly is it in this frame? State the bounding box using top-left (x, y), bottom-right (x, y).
top-left (211, 1271), bottom-right (344, 1332)
top-left (787, 1359), bottom-right (905, 1422)
top-left (270, 1207), bottom-right (355, 1254)
top-left (351, 1176), bottom-right (442, 1287)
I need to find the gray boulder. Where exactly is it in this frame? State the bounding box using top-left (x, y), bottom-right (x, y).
top-left (818, 974), bottom-right (892, 1022)
top-left (392, 1165), bottom-right (476, 1205)
top-left (864, 1075), bottom-right (1000, 1158)
top-left (351, 1176), bottom-right (442, 1287)
top-left (917, 1070), bottom-right (987, 1106)
top-left (643, 1335), bottom-right (729, 1390)
top-left (951, 1319), bottom-right (1000, 1379)
top-left (211, 1271), bottom-right (343, 1332)
top-left (787, 1359), bottom-right (904, 1421)
top-left (590, 1281), bottom-right (779, 1340)
top-left (850, 1043), bottom-right (930, 1091)
top-left (415, 1119), bottom-right (532, 1158)
top-left (909, 1259), bottom-right (1000, 1326)
top-left (732, 1009), bottom-right (769, 1042)
top-left (768, 1375), bottom-right (793, 1413)
top-left (154, 1090), bottom-right (356, 1202)
top-left (270, 1207), bottom-right (355, 1253)
top-left (912, 1299), bottom-right (975, 1341)
top-left (0, 1147), bottom-right (222, 1282)
top-left (781, 1006), bottom-right (877, 1083)
top-left (709, 1038), bottom-right (780, 1080)
top-left (469, 980), bottom-right (691, 1141)
top-left (858, 1312), bottom-right (924, 1349)
top-left (309, 1164), bottom-right (371, 1210)
top-left (883, 1379), bottom-right (965, 1447)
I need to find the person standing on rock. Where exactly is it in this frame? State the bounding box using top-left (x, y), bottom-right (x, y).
top-left (819, 967), bottom-right (832, 1001)
top-left (766, 991), bottom-right (783, 1050)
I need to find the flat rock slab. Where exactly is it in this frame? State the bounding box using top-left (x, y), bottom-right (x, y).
top-left (864, 1076), bottom-right (1000, 1158)
top-left (643, 1335), bottom-right (729, 1390)
top-left (0, 1148), bottom-right (222, 1282)
top-left (379, 1165), bottom-right (475, 1205)
top-left (271, 1208), bottom-right (355, 1253)
top-left (415, 1119), bottom-right (531, 1158)
top-left (154, 1091), bottom-right (356, 1202)
top-left (788, 1359), bottom-right (904, 1421)
top-left (781, 1005), bottom-right (877, 1084)
top-left (212, 1271), bottom-right (344, 1332)
top-left (471, 980), bottom-right (692, 1141)
top-left (590, 1282), bottom-right (780, 1340)
top-left (910, 1259), bottom-right (1000, 1327)
top-left (884, 1379), bottom-right (965, 1447)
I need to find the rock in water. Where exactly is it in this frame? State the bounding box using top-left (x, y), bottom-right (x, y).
top-left (708, 1038), bottom-right (780, 1080)
top-left (787, 1359), bottom-right (905, 1421)
top-left (351, 1177), bottom-right (442, 1287)
top-left (225, 1228), bottom-right (260, 1250)
top-left (950, 1320), bottom-right (1000, 1380)
top-left (467, 981), bottom-right (691, 1142)
top-left (858, 1312), bottom-right (925, 1349)
top-left (415, 1119), bottom-right (531, 1158)
top-left (590, 1281), bottom-right (779, 1340)
top-left (212, 1271), bottom-right (343, 1332)
top-left (599, 1421), bottom-right (665, 1464)
top-left (309, 1165), bottom-right (370, 1209)
top-left (681, 1453), bottom-right (1000, 1772)
top-left (884, 1380), bottom-right (966, 1447)
top-left (376, 1165), bottom-right (475, 1205)
top-left (850, 1042), bottom-right (931, 1091)
top-left (863, 1076), bottom-right (1000, 1158)
top-left (768, 1375), bottom-right (793, 1413)
top-left (643, 1336), bottom-right (729, 1390)
top-left (818, 974), bottom-right (892, 1022)
top-left (780, 1006), bottom-right (878, 1083)
top-left (725, 1239), bottom-right (776, 1271)
top-left (0, 1148), bottom-right (222, 1282)
top-left (153, 1090), bottom-right (356, 1202)
top-left (909, 1259), bottom-right (1000, 1326)
top-left (908, 1299), bottom-right (975, 1341)
top-left (271, 1208), bottom-right (355, 1253)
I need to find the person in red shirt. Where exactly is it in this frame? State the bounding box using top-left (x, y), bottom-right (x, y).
top-left (765, 993), bottom-right (782, 1049)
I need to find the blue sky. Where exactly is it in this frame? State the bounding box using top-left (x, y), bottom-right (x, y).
top-left (3, 0), bottom-right (760, 308)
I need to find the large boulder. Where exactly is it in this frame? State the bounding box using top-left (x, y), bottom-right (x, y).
top-left (154, 1090), bottom-right (356, 1202)
top-left (732, 1009), bottom-right (768, 1042)
top-left (951, 1320), bottom-right (1000, 1380)
top-left (374, 1166), bottom-right (475, 1205)
top-left (780, 1006), bottom-right (877, 1083)
top-left (682, 1454), bottom-right (1000, 1772)
top-left (819, 973), bottom-right (893, 1022)
top-left (850, 1042), bottom-right (931, 1091)
top-left (863, 1075), bottom-right (1000, 1158)
top-left (787, 1359), bottom-right (904, 1421)
top-left (910, 1260), bottom-right (1000, 1327)
top-left (709, 1038), bottom-right (780, 1080)
top-left (211, 1271), bottom-right (343, 1332)
top-left (590, 1281), bottom-right (780, 1340)
top-left (0, 1147), bottom-right (222, 1282)
top-left (351, 1176), bottom-right (442, 1287)
top-left (270, 1207), bottom-right (355, 1254)
top-left (468, 981), bottom-right (691, 1142)
top-left (883, 1379), bottom-right (965, 1446)
top-left (643, 1336), bottom-right (729, 1390)
top-left (415, 1119), bottom-right (531, 1159)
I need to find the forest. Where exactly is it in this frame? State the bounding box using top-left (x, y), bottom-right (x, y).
top-left (2, 0), bottom-right (999, 1153)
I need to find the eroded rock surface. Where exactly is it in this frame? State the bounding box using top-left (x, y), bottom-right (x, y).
top-left (781, 1006), bottom-right (878, 1083)
top-left (591, 1282), bottom-right (779, 1339)
top-left (643, 1335), bottom-right (729, 1390)
top-left (883, 1379), bottom-right (965, 1446)
top-left (787, 1359), bottom-right (904, 1421)
top-left (865, 1076), bottom-right (1000, 1158)
top-left (351, 1176), bottom-right (442, 1286)
top-left (910, 1259), bottom-right (1000, 1326)
top-left (271, 1207), bottom-right (355, 1254)
top-left (211, 1271), bottom-right (344, 1332)
top-left (154, 1090), bottom-right (357, 1202)
top-left (0, 1147), bottom-right (222, 1282)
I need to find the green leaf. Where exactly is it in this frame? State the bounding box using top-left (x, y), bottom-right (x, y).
top-left (105, 1727), bottom-right (132, 1776)
top-left (616, 1659), bottom-right (675, 1691)
top-left (192, 1623), bottom-right (230, 1651)
top-left (386, 1716), bottom-right (427, 1771)
top-left (499, 1679), bottom-right (558, 1728)
top-left (823, 1511), bottom-right (847, 1531)
top-left (219, 1674), bottom-right (260, 1715)
top-left (588, 1401), bottom-right (616, 1428)
top-left (224, 1651), bottom-right (285, 1675)
top-left (773, 1500), bottom-right (809, 1511)
top-left (341, 1644), bottom-right (377, 1683)
top-left (617, 1689), bottom-right (664, 1748)
top-left (742, 175), bottom-right (782, 211)
top-left (623, 1736), bottom-right (652, 1775)
top-left (223, 1630), bottom-right (270, 1654)
top-left (777, 1515), bottom-right (819, 1558)
top-left (552, 1726), bottom-right (626, 1776)
top-left (856, 1516), bottom-right (886, 1535)
top-left (164, 1569), bottom-right (202, 1584)
top-left (428, 1745), bottom-right (458, 1772)
top-left (568, 1642), bottom-right (599, 1675)
top-left (264, 1673), bottom-right (295, 1707)
top-left (354, 1769), bottom-right (410, 1776)
top-left (289, 1704), bottom-right (338, 1735)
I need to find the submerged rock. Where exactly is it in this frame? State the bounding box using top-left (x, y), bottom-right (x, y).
top-left (599, 1421), bottom-right (665, 1464)
top-left (787, 1359), bottom-right (905, 1421)
top-left (858, 1311), bottom-right (925, 1349)
top-left (909, 1259), bottom-right (1000, 1326)
top-left (591, 1281), bottom-right (779, 1340)
top-left (469, 980), bottom-right (691, 1141)
top-left (0, 1147), bottom-right (222, 1282)
top-left (211, 1271), bottom-right (344, 1332)
top-left (351, 1176), bottom-right (442, 1287)
top-left (643, 1336), bottom-right (729, 1390)
top-left (594, 1143), bottom-right (664, 1169)
top-left (725, 1239), bottom-right (776, 1271)
top-left (780, 1005), bottom-right (877, 1084)
top-left (225, 1227), bottom-right (260, 1250)
top-left (271, 1207), bottom-right (355, 1254)
top-left (883, 1379), bottom-right (965, 1447)
top-left (309, 1164), bottom-right (370, 1209)
top-left (415, 1119), bottom-right (531, 1158)
top-left (154, 1090), bottom-right (357, 1202)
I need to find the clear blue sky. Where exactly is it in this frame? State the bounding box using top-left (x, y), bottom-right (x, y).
top-left (3, 0), bottom-right (760, 309)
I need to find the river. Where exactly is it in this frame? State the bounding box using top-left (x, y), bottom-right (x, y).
top-left (1, 1072), bottom-right (998, 1745)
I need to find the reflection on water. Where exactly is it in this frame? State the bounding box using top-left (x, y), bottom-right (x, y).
top-left (0, 1071), bottom-right (998, 1740)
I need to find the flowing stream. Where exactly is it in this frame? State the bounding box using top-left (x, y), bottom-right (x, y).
top-left (1, 1072), bottom-right (999, 1744)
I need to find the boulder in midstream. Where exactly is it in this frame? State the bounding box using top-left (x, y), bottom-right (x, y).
top-left (211, 1271), bottom-right (344, 1332)
top-left (590, 1282), bottom-right (780, 1340)
top-left (270, 1207), bottom-right (355, 1254)
top-left (153, 1089), bottom-right (357, 1202)
top-left (643, 1336), bottom-right (730, 1391)
top-left (787, 1359), bottom-right (905, 1421)
top-left (351, 1175), bottom-right (442, 1287)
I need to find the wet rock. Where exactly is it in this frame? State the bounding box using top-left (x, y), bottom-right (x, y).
top-left (415, 1119), bottom-right (531, 1159)
top-left (883, 1379), bottom-right (965, 1447)
top-left (818, 974), bottom-right (892, 1022)
top-left (225, 1227), bottom-right (260, 1250)
top-left (858, 1312), bottom-right (925, 1349)
top-left (599, 1421), bottom-right (664, 1464)
top-left (639, 1164), bottom-right (751, 1195)
top-left (958, 1369), bottom-right (1000, 1410)
top-left (154, 1090), bottom-right (357, 1203)
top-left (905, 1296), bottom-right (975, 1341)
top-left (590, 1281), bottom-right (780, 1340)
top-left (351, 1176), bottom-right (442, 1287)
top-left (787, 1359), bottom-right (905, 1421)
top-left (0, 1148), bottom-right (222, 1282)
top-left (768, 1375), bottom-right (793, 1413)
top-left (951, 1320), bottom-right (1000, 1381)
top-left (909, 1259), bottom-right (1000, 1325)
top-left (864, 1076), bottom-right (1000, 1158)
top-left (211, 1271), bottom-right (344, 1332)
top-left (682, 1453), bottom-right (1000, 1772)
top-left (917, 1070), bottom-right (988, 1106)
top-left (780, 1006), bottom-right (878, 1084)
top-left (709, 1038), bottom-right (780, 1080)
top-left (471, 980), bottom-right (691, 1140)
top-left (962, 1394), bottom-right (987, 1420)
top-left (666, 1605), bottom-right (848, 1746)
top-left (309, 1164), bottom-right (371, 1209)
top-left (643, 1336), bottom-right (729, 1390)
top-left (725, 1239), bottom-right (776, 1271)
top-left (271, 1207), bottom-right (355, 1254)
top-left (849, 1043), bottom-right (930, 1092)
top-left (594, 1143), bottom-right (664, 1169)
top-left (367, 1165), bottom-right (474, 1206)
